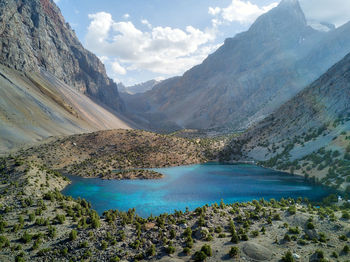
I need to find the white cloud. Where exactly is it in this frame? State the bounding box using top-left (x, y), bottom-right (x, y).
top-left (111, 60), bottom-right (127, 75)
top-left (208, 7), bottom-right (221, 16)
top-left (141, 19), bottom-right (152, 29)
top-left (300, 0), bottom-right (350, 27)
top-left (85, 12), bottom-right (217, 75)
top-left (209, 0), bottom-right (278, 25)
top-left (123, 13), bottom-right (130, 19)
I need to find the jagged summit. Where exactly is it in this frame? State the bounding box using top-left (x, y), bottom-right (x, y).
top-left (279, 0), bottom-right (300, 6)
top-left (249, 0), bottom-right (307, 38)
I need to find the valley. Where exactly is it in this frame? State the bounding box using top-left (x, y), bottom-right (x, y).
top-left (0, 0), bottom-right (350, 261)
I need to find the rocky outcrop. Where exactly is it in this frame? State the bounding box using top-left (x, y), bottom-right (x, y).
top-left (0, 0), bottom-right (124, 112)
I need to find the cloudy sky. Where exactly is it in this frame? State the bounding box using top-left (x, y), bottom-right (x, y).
top-left (55, 0), bottom-right (350, 86)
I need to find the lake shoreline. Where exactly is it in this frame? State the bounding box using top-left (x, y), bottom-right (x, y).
top-left (62, 163), bottom-right (334, 217)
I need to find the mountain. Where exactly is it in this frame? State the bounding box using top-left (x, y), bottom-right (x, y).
top-left (0, 0), bottom-right (135, 152)
top-left (124, 0), bottom-right (350, 132)
top-left (0, 0), bottom-right (124, 112)
top-left (228, 52), bottom-right (350, 191)
top-left (0, 64), bottom-right (131, 153)
top-left (119, 80), bottom-right (162, 95)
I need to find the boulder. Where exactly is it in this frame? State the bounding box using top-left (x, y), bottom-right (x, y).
top-left (242, 242), bottom-right (273, 261)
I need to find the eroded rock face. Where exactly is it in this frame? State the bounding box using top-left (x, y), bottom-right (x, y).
top-left (0, 0), bottom-right (124, 112)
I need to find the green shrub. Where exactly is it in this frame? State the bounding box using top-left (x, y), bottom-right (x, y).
top-left (339, 235), bottom-right (347, 241)
top-left (69, 229), bottom-right (77, 241)
top-left (282, 251), bottom-right (294, 262)
top-left (251, 230), bottom-right (259, 237)
top-left (306, 222), bottom-right (315, 229)
top-left (240, 233), bottom-right (248, 241)
top-left (101, 240), bottom-right (108, 250)
top-left (21, 231), bottom-right (33, 244)
top-left (146, 244), bottom-right (156, 257)
top-left (342, 211), bottom-right (350, 220)
top-left (170, 229), bottom-right (176, 239)
top-left (288, 206), bottom-right (296, 215)
top-left (0, 235), bottom-right (10, 248)
top-left (288, 227), bottom-right (300, 234)
top-left (193, 251), bottom-right (207, 262)
top-left (231, 232), bottom-right (239, 243)
top-left (110, 256), bottom-right (120, 262)
top-left (166, 245), bottom-right (175, 254)
top-left (47, 226), bottom-right (56, 238)
top-left (201, 244), bottom-right (212, 257)
top-left (183, 247), bottom-right (191, 255)
top-left (284, 234), bottom-right (291, 242)
top-left (186, 236), bottom-right (194, 248)
top-left (229, 246), bottom-right (239, 258)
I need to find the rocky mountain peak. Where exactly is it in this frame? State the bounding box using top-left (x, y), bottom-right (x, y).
top-left (0, 0), bottom-right (124, 112)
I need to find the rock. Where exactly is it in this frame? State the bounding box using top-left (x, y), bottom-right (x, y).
top-left (145, 222), bottom-right (155, 230)
top-left (242, 242), bottom-right (273, 261)
top-left (194, 227), bottom-right (209, 240)
top-left (180, 223), bottom-right (188, 229)
top-left (305, 229), bottom-right (318, 240)
top-left (293, 253), bottom-right (300, 259)
top-left (158, 257), bottom-right (184, 262)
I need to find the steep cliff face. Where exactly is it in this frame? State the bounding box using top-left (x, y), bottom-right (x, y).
top-left (0, 0), bottom-right (124, 111)
top-left (126, 0), bottom-right (350, 131)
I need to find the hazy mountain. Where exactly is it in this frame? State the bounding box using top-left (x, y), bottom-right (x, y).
top-left (224, 51), bottom-right (350, 190)
top-left (125, 0), bottom-right (350, 132)
top-left (236, 51), bottom-right (350, 159)
top-left (0, 0), bottom-right (124, 112)
top-left (119, 80), bottom-right (162, 95)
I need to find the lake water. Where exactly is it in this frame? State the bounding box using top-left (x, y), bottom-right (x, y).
top-left (62, 163), bottom-right (332, 217)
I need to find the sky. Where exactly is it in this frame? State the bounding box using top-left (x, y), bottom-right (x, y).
top-left (54, 0), bottom-right (350, 86)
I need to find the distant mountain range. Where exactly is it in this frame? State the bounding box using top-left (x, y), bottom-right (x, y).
top-left (119, 80), bottom-right (162, 95)
top-left (124, 0), bottom-right (350, 132)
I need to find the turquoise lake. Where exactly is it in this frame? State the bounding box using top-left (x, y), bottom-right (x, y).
top-left (62, 163), bottom-right (332, 217)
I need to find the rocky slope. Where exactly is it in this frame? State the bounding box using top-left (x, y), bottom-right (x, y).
top-left (0, 64), bottom-right (131, 153)
top-left (125, 0), bottom-right (350, 132)
top-left (226, 52), bottom-right (350, 192)
top-left (18, 129), bottom-right (215, 178)
top-left (0, 0), bottom-right (124, 112)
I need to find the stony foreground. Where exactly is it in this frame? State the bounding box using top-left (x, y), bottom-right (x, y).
top-left (0, 156), bottom-right (350, 262)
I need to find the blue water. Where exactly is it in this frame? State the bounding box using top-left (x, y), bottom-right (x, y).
top-left (62, 163), bottom-right (332, 217)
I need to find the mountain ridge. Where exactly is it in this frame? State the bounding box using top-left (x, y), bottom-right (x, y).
top-left (124, 0), bottom-right (350, 132)
top-left (0, 0), bottom-right (124, 112)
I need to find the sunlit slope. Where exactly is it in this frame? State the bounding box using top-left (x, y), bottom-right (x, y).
top-left (0, 64), bottom-right (130, 152)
